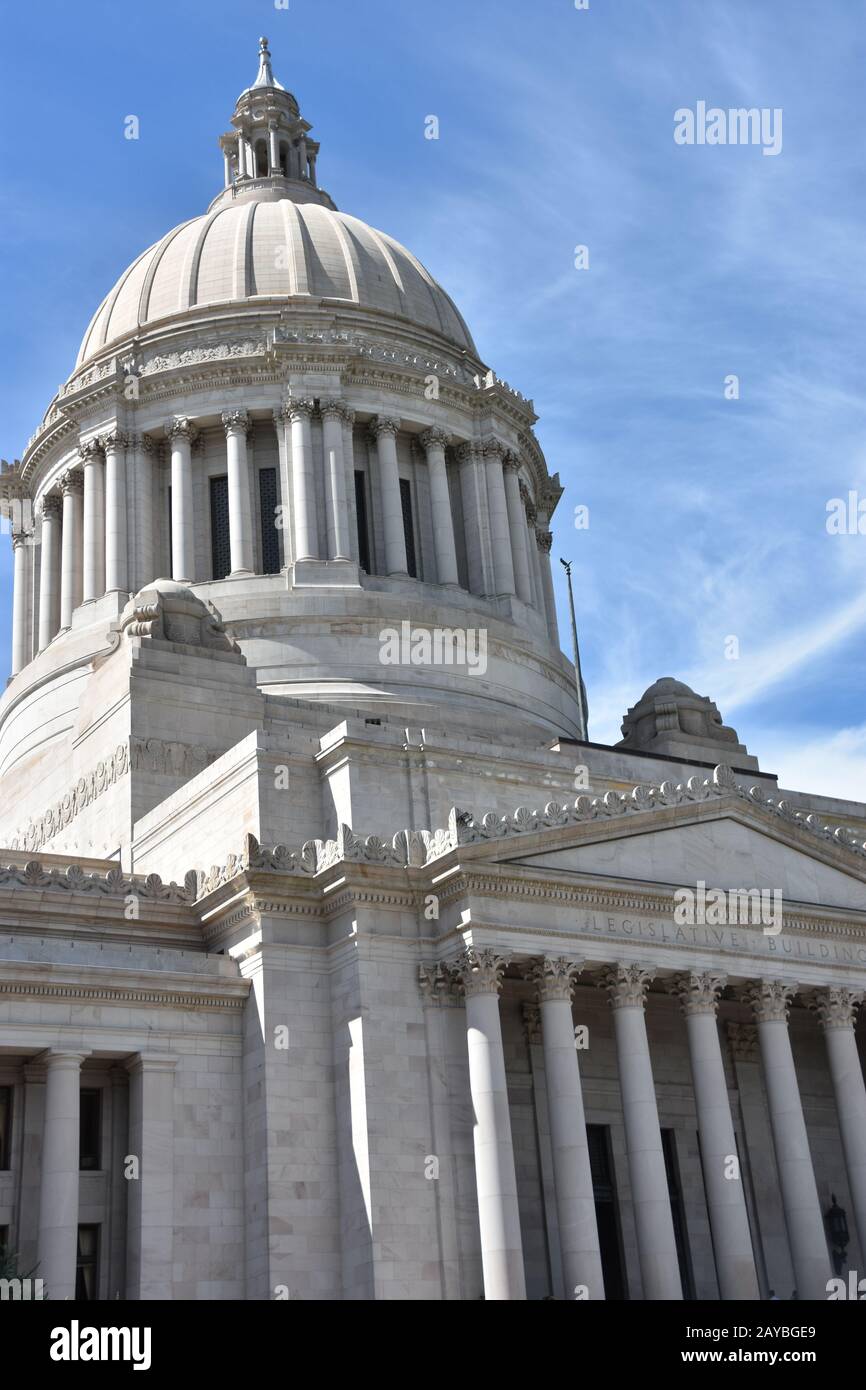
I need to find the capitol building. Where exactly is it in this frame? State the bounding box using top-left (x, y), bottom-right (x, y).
top-left (1, 40), bottom-right (865, 1302)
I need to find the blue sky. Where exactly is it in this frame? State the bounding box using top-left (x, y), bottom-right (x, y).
top-left (2, 0), bottom-right (866, 798)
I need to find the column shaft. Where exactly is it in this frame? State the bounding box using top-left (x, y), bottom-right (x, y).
top-left (126, 1055), bottom-right (176, 1300)
top-left (536, 529), bottom-right (559, 643)
top-left (11, 533), bottom-right (29, 675)
top-left (372, 418), bottom-right (408, 575)
top-left (322, 404), bottom-right (351, 560)
top-left (81, 443), bottom-right (105, 602)
top-left (674, 974), bottom-right (759, 1299)
top-left (603, 965), bottom-right (682, 1299)
top-left (484, 443), bottom-right (516, 596)
top-left (167, 420), bottom-right (196, 582)
top-left (504, 459), bottom-right (533, 603)
top-left (132, 435), bottom-right (156, 589)
top-left (37, 1051), bottom-right (88, 1301)
top-left (814, 990), bottom-right (866, 1264)
top-left (421, 429), bottom-right (459, 586)
top-left (745, 982), bottom-right (832, 1300)
top-left (223, 411), bottom-right (255, 574)
top-left (60, 473), bottom-right (84, 628)
top-left (104, 432), bottom-right (128, 592)
top-left (453, 949), bottom-right (526, 1299)
top-left (534, 959), bottom-right (605, 1298)
top-left (38, 497), bottom-right (62, 649)
top-left (287, 403), bottom-right (319, 561)
top-left (342, 409), bottom-right (359, 563)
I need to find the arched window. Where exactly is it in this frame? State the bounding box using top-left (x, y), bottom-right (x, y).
top-left (255, 141), bottom-right (268, 177)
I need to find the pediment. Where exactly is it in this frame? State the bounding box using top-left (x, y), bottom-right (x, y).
top-left (503, 815), bottom-right (866, 913)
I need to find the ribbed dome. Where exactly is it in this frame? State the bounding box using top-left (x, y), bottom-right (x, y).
top-left (76, 196), bottom-right (476, 367)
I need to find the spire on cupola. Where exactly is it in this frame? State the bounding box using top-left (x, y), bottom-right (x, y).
top-left (249, 36), bottom-right (285, 92)
top-left (213, 37), bottom-right (335, 211)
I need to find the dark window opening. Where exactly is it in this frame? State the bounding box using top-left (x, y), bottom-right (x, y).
top-left (399, 478), bottom-right (417, 578)
top-left (255, 141), bottom-right (268, 177)
top-left (354, 471), bottom-right (371, 573)
top-left (75, 1225), bottom-right (99, 1301)
top-left (0, 1087), bottom-right (10, 1170)
top-left (587, 1124), bottom-right (627, 1300)
top-left (79, 1089), bottom-right (101, 1171)
top-left (210, 475), bottom-right (231, 580)
top-left (662, 1128), bottom-right (696, 1299)
top-left (279, 142), bottom-right (289, 177)
top-left (259, 468), bottom-right (281, 574)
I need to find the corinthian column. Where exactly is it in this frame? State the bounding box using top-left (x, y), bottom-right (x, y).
top-left (285, 401), bottom-right (319, 561)
top-left (59, 470), bottom-right (84, 628)
top-left (131, 434), bottom-right (156, 589)
top-left (451, 947), bottom-right (526, 1300)
top-left (80, 438), bottom-right (105, 602)
top-left (320, 401), bottom-right (351, 561)
top-left (103, 430), bottom-right (129, 593)
top-left (370, 416), bottom-right (407, 576)
top-left (38, 1049), bottom-right (89, 1301)
top-left (166, 417), bottom-right (197, 582)
top-left (38, 494), bottom-right (62, 650)
top-left (742, 980), bottom-right (832, 1300)
top-left (670, 972), bottom-right (759, 1299)
top-left (536, 528), bottom-right (560, 644)
top-left (503, 453), bottom-right (533, 603)
top-left (599, 963), bottom-right (682, 1299)
top-left (482, 440), bottom-right (516, 597)
top-left (10, 529), bottom-right (30, 675)
top-left (457, 443), bottom-right (494, 596)
top-left (222, 410), bottom-right (255, 574)
top-left (810, 987), bottom-right (866, 1263)
top-left (420, 427), bottom-right (459, 586)
top-left (530, 956), bottom-right (605, 1298)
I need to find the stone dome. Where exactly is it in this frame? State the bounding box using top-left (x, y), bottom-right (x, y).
top-left (75, 196), bottom-right (476, 368)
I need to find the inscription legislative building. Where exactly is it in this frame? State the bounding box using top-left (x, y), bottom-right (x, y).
top-left (0, 41), bottom-right (864, 1301)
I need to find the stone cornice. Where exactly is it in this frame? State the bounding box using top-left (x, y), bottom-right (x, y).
top-left (0, 963), bottom-right (245, 1012)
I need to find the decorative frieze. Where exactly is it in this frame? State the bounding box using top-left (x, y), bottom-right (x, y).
top-left (0, 859), bottom-right (195, 903)
top-left (418, 961), bottom-right (460, 1007)
top-left (7, 743), bottom-right (131, 853)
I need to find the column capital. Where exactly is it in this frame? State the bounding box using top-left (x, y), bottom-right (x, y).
top-left (419, 426), bottom-right (450, 452)
top-left (139, 432), bottom-right (156, 455)
top-left (455, 440), bottom-right (477, 465)
top-left (100, 429), bottom-right (130, 452)
top-left (669, 971), bottom-right (727, 1017)
top-left (165, 415), bottom-right (199, 444)
top-left (283, 398), bottom-right (315, 423)
top-left (536, 527), bottom-right (553, 554)
top-left (726, 1021), bottom-right (759, 1062)
top-left (78, 436), bottom-right (104, 464)
top-left (40, 493), bottom-right (63, 521)
top-left (418, 961), bottom-right (459, 1007)
top-left (503, 450), bottom-right (521, 474)
top-left (807, 986), bottom-right (864, 1031)
top-left (221, 408), bottom-right (252, 437)
top-left (35, 1048), bottom-right (91, 1067)
top-left (369, 414), bottom-right (400, 439)
top-left (740, 978), bottom-right (797, 1023)
top-left (529, 955), bottom-right (584, 1003)
top-left (450, 946), bottom-right (510, 998)
top-left (481, 436), bottom-right (505, 460)
top-left (319, 398), bottom-right (345, 421)
top-left (124, 1052), bottom-right (178, 1076)
top-left (11, 528), bottom-right (31, 550)
top-left (340, 404), bottom-right (356, 426)
top-left (599, 962), bottom-right (655, 1010)
top-left (60, 469), bottom-right (84, 496)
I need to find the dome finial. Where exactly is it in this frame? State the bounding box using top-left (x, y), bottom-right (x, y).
top-left (252, 34), bottom-right (283, 91)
